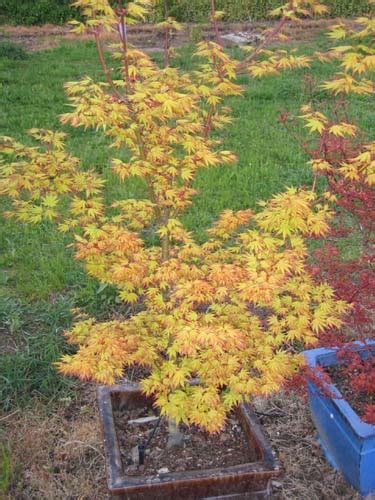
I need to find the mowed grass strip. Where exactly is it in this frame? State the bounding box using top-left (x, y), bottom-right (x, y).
top-left (0, 37), bottom-right (373, 406)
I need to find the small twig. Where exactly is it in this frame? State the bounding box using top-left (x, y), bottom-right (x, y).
top-left (163, 0), bottom-right (170, 67)
top-left (94, 30), bottom-right (125, 101)
top-left (0, 409), bottom-right (20, 422)
top-left (256, 409), bottom-right (286, 418)
top-left (118, 0), bottom-right (131, 92)
top-left (145, 415), bottom-right (163, 449)
top-left (62, 440), bottom-right (105, 459)
top-left (237, 16), bottom-right (288, 72)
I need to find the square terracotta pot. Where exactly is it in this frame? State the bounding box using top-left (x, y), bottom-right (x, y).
top-left (97, 383), bottom-right (281, 499)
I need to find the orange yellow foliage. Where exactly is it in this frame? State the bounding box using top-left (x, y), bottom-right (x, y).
top-left (0, 129), bottom-right (104, 225)
top-left (296, 12), bottom-right (374, 189)
top-left (322, 16), bottom-right (375, 95)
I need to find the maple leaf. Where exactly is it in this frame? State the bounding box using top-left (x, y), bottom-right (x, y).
top-left (329, 123), bottom-right (357, 137)
top-left (328, 24), bottom-right (347, 40)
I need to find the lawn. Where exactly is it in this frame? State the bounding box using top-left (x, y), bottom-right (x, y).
top-left (0, 35), bottom-right (374, 410)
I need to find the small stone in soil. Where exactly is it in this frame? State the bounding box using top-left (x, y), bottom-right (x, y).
top-left (130, 445), bottom-right (140, 465)
top-left (157, 467), bottom-right (169, 474)
top-left (128, 416), bottom-right (160, 425)
top-left (126, 465), bottom-right (138, 474)
top-left (149, 448), bottom-right (162, 459)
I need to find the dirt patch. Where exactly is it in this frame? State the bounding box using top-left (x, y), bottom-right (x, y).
top-left (0, 24), bottom-right (71, 51)
top-left (114, 407), bottom-right (255, 476)
top-left (0, 321), bottom-right (25, 355)
top-left (0, 19), bottom-right (339, 53)
top-left (0, 326), bottom-right (19, 354)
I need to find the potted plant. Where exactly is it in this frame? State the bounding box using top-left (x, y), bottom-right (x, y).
top-left (304, 341), bottom-right (375, 497)
top-left (0, 0), bottom-right (348, 497)
top-left (97, 383), bottom-right (282, 498)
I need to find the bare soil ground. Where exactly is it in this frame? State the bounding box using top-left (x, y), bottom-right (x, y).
top-left (1, 385), bottom-right (361, 499)
top-left (253, 394), bottom-right (361, 500)
top-left (114, 407), bottom-right (255, 476)
top-left (0, 18), bottom-right (338, 52)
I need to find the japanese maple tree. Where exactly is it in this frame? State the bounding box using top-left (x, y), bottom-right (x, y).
top-left (0, 0), bottom-right (348, 433)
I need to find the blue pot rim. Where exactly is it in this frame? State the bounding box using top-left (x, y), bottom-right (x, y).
top-left (303, 340), bottom-right (375, 438)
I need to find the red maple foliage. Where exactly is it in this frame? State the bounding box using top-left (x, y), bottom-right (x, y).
top-left (281, 103), bottom-right (375, 423)
top-left (336, 346), bottom-right (375, 424)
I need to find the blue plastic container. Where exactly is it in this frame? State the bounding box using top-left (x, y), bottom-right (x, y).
top-left (304, 341), bottom-right (375, 497)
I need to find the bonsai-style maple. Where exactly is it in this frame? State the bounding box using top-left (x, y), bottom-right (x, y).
top-left (0, 0), bottom-right (348, 435)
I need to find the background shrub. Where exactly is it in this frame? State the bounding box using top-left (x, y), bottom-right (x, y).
top-left (0, 0), bottom-right (80, 25)
top-left (0, 0), bottom-right (372, 25)
top-left (158, 0), bottom-right (372, 21)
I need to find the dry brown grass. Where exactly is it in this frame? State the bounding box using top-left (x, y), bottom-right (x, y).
top-left (254, 392), bottom-right (361, 500)
top-left (1, 384), bottom-right (108, 499)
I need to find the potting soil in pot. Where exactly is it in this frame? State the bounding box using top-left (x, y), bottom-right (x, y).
top-left (113, 406), bottom-right (257, 476)
top-left (326, 364), bottom-right (375, 422)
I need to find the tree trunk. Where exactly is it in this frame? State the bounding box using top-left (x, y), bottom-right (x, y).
top-left (167, 418), bottom-right (184, 448)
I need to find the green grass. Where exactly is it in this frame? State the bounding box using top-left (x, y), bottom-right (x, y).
top-left (0, 40), bottom-right (28, 60)
top-left (0, 37), bottom-right (373, 410)
top-left (0, 296), bottom-right (75, 410)
top-left (0, 444), bottom-right (11, 494)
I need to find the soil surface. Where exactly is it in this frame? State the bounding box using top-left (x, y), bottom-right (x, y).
top-left (327, 363), bottom-right (374, 420)
top-left (114, 406), bottom-right (255, 476)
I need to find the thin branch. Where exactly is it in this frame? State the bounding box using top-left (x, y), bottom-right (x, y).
top-left (0, 409), bottom-right (20, 422)
top-left (163, 0), bottom-right (170, 67)
top-left (237, 16), bottom-right (288, 72)
top-left (62, 440), bottom-right (105, 459)
top-left (210, 0), bottom-right (222, 46)
top-left (94, 30), bottom-right (126, 102)
top-left (118, 1), bottom-right (131, 92)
